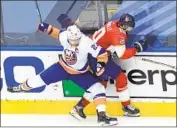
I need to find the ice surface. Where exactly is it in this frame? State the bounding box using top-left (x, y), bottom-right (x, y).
top-left (1, 114), bottom-right (176, 126)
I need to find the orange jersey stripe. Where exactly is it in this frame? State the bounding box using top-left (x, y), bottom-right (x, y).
top-left (51, 27), bottom-right (60, 40)
top-left (97, 53), bottom-right (108, 63)
top-left (59, 59), bottom-right (90, 75)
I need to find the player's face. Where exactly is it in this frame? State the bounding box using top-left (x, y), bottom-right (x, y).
top-left (122, 25), bottom-right (134, 33)
top-left (68, 39), bottom-right (80, 46)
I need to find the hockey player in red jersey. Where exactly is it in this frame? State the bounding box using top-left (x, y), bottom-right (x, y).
top-left (70, 14), bottom-right (148, 119)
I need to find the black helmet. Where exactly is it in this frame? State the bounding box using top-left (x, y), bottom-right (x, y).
top-left (119, 13), bottom-right (135, 28)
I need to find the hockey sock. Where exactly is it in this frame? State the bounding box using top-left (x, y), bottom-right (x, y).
top-left (77, 80), bottom-right (108, 108)
top-left (121, 96), bottom-right (131, 106)
top-left (77, 97), bottom-right (90, 108)
top-left (94, 98), bottom-right (106, 112)
top-left (101, 80), bottom-right (108, 88)
top-left (117, 89), bottom-right (131, 107)
top-left (115, 72), bottom-right (131, 107)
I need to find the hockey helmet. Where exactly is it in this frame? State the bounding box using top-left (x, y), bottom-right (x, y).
top-left (66, 25), bottom-right (82, 46)
top-left (119, 13), bottom-right (135, 32)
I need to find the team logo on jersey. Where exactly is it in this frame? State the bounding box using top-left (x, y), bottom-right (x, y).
top-left (64, 49), bottom-right (77, 65)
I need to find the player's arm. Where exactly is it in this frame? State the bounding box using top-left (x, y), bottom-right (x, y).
top-left (119, 39), bottom-right (148, 59)
top-left (115, 45), bottom-right (137, 59)
top-left (38, 23), bottom-right (61, 40)
top-left (89, 43), bottom-right (108, 64)
top-left (88, 41), bottom-right (108, 76)
top-left (111, 36), bottom-right (148, 59)
top-left (109, 34), bottom-right (135, 59)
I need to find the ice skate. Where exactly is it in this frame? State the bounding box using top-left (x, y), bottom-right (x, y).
top-left (7, 82), bottom-right (30, 93)
top-left (123, 105), bottom-right (140, 117)
top-left (7, 84), bottom-right (24, 93)
top-left (97, 111), bottom-right (118, 126)
top-left (69, 105), bottom-right (86, 120)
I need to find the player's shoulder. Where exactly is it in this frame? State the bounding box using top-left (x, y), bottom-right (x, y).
top-left (110, 20), bottom-right (119, 28)
top-left (59, 30), bottom-right (67, 42)
top-left (81, 34), bottom-right (94, 44)
top-left (59, 30), bottom-right (67, 37)
top-left (111, 27), bottom-right (127, 45)
top-left (117, 28), bottom-right (127, 45)
top-left (106, 20), bottom-right (118, 29)
top-left (111, 20), bottom-right (119, 25)
top-left (118, 28), bottom-right (127, 38)
top-left (106, 20), bottom-right (118, 25)
top-left (79, 34), bottom-right (95, 52)
top-left (107, 20), bottom-right (122, 33)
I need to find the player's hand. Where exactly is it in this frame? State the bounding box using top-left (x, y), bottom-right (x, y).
top-left (96, 62), bottom-right (106, 76)
top-left (38, 22), bottom-right (52, 35)
top-left (134, 39), bottom-right (148, 52)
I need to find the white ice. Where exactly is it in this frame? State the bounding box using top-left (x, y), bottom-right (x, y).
top-left (1, 114), bottom-right (176, 126)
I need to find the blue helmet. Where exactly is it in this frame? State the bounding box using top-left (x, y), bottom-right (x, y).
top-left (119, 13), bottom-right (135, 28)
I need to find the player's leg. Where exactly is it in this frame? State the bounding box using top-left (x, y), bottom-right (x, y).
top-left (73, 56), bottom-right (140, 117)
top-left (70, 54), bottom-right (109, 119)
top-left (70, 79), bottom-right (108, 119)
top-left (69, 72), bottom-right (117, 126)
top-left (103, 58), bottom-right (140, 117)
top-left (70, 90), bottom-right (92, 119)
top-left (7, 62), bottom-right (68, 92)
top-left (86, 56), bottom-right (140, 117)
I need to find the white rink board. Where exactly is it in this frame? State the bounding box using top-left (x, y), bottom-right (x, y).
top-left (1, 51), bottom-right (64, 100)
top-left (0, 51), bottom-right (176, 101)
top-left (106, 52), bottom-right (176, 98)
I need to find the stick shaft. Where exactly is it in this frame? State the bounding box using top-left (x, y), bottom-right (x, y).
top-left (141, 58), bottom-right (176, 69)
top-left (35, 0), bottom-right (42, 23)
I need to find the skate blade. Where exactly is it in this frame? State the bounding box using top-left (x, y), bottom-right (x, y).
top-left (69, 110), bottom-right (86, 121)
top-left (124, 112), bottom-right (140, 117)
top-left (99, 121), bottom-right (118, 126)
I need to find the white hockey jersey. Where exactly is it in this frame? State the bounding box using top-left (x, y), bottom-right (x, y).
top-left (58, 31), bottom-right (102, 74)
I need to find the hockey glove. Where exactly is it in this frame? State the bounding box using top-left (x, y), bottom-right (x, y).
top-left (96, 62), bottom-right (106, 76)
top-left (134, 39), bottom-right (148, 52)
top-left (38, 22), bottom-right (53, 35)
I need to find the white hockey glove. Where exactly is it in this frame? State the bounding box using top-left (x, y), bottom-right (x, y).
top-left (96, 62), bottom-right (106, 76)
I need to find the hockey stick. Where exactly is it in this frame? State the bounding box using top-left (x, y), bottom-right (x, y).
top-left (35, 0), bottom-right (43, 25)
top-left (134, 35), bottom-right (176, 70)
top-left (138, 58), bottom-right (176, 70)
top-left (66, 0), bottom-right (77, 15)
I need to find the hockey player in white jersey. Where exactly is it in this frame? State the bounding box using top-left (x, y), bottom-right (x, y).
top-left (7, 24), bottom-right (117, 126)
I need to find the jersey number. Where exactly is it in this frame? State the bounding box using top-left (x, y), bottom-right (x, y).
top-left (92, 27), bottom-right (106, 42)
top-left (91, 44), bottom-right (98, 50)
